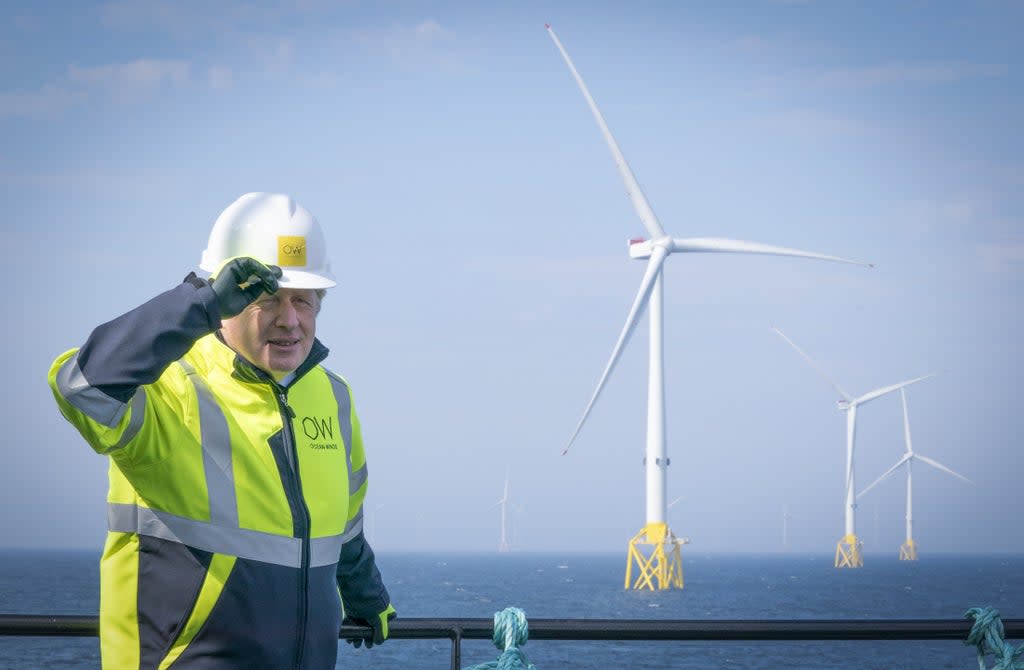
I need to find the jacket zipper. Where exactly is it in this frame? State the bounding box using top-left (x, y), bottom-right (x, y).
top-left (276, 387), bottom-right (312, 669)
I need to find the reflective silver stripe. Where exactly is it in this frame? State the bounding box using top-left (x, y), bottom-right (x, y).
top-left (327, 372), bottom-right (365, 546)
top-left (107, 503), bottom-right (345, 569)
top-left (326, 372), bottom-right (361, 493)
top-left (350, 464), bottom-right (368, 494)
top-left (106, 388), bottom-right (148, 453)
top-left (108, 503), bottom-right (304, 568)
top-left (178, 361), bottom-right (238, 528)
top-left (327, 372), bottom-right (366, 545)
top-left (326, 373), bottom-right (354, 462)
top-left (55, 353), bottom-right (129, 428)
top-left (310, 534), bottom-right (346, 568)
top-left (339, 521), bottom-right (362, 545)
top-left (339, 508), bottom-right (363, 544)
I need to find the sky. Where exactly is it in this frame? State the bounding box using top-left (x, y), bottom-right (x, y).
top-left (2, 1), bottom-right (1021, 558)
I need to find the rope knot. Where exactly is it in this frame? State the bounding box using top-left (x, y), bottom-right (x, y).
top-left (493, 607), bottom-right (530, 650)
top-left (463, 607), bottom-right (537, 670)
top-left (965, 606), bottom-right (1024, 670)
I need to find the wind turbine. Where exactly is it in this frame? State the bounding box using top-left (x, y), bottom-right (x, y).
top-left (858, 388), bottom-right (972, 560)
top-left (783, 504), bottom-right (793, 551)
top-left (491, 473), bottom-right (511, 553)
top-left (546, 24), bottom-right (870, 591)
top-left (772, 327), bottom-right (936, 568)
top-left (368, 503), bottom-right (385, 545)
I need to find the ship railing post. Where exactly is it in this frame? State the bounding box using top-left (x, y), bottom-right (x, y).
top-left (450, 623), bottom-right (462, 670)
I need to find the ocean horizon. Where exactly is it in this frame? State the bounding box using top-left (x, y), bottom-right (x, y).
top-left (1, 549), bottom-right (1020, 668)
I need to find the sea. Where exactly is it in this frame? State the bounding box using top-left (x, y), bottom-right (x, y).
top-left (0, 549), bottom-right (1021, 669)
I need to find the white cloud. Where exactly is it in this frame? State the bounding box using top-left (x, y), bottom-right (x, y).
top-left (751, 61), bottom-right (1005, 104)
top-left (0, 59), bottom-right (192, 119)
top-left (69, 59), bottom-right (190, 91)
top-left (413, 19), bottom-right (450, 41)
top-left (0, 84), bottom-right (81, 119)
top-left (207, 65), bottom-right (233, 90)
top-left (898, 191), bottom-right (1023, 278)
top-left (245, 36), bottom-right (294, 72)
top-left (977, 237), bottom-right (1024, 277)
top-left (99, 0), bottom-right (360, 38)
top-left (100, 0), bottom-right (211, 36)
top-left (491, 255), bottom-right (634, 283)
top-left (902, 194), bottom-right (987, 235)
top-left (754, 107), bottom-right (868, 137)
top-left (813, 62), bottom-right (1004, 89)
top-left (0, 164), bottom-right (189, 199)
top-left (352, 19), bottom-right (474, 74)
top-left (11, 13), bottom-right (41, 32)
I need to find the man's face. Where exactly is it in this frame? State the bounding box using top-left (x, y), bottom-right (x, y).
top-left (220, 288), bottom-right (320, 379)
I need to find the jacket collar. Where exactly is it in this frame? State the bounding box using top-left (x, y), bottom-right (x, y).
top-left (206, 332), bottom-right (329, 389)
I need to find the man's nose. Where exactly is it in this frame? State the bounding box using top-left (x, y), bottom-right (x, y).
top-left (274, 301), bottom-right (299, 327)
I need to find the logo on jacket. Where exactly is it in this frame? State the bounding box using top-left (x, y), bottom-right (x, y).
top-left (301, 415), bottom-right (338, 450)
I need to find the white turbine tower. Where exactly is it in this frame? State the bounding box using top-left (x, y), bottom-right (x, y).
top-left (772, 328), bottom-right (936, 568)
top-left (546, 24), bottom-right (870, 591)
top-left (858, 388), bottom-right (972, 560)
top-left (491, 473), bottom-right (511, 553)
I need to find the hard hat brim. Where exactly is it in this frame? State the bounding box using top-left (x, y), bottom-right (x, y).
top-left (277, 269), bottom-right (337, 290)
top-left (198, 263), bottom-right (336, 290)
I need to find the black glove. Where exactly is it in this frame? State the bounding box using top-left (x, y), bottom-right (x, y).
top-left (209, 257), bottom-right (282, 319)
top-left (344, 604), bottom-right (396, 649)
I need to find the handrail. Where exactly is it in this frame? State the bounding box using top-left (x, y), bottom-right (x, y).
top-left (2, 615), bottom-right (1022, 670)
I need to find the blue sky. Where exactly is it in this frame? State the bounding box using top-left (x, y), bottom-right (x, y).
top-left (3, 1), bottom-right (1021, 557)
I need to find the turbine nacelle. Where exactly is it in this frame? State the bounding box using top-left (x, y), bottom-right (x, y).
top-left (837, 399), bottom-right (852, 411)
top-left (628, 236), bottom-right (671, 259)
top-left (628, 237), bottom-right (652, 258)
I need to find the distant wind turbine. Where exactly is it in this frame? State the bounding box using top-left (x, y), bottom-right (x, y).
top-left (368, 503), bottom-right (384, 545)
top-left (490, 473), bottom-right (511, 553)
top-left (858, 388), bottom-right (972, 560)
top-left (783, 504), bottom-right (794, 550)
top-left (772, 327), bottom-right (937, 568)
top-left (546, 23), bottom-right (870, 591)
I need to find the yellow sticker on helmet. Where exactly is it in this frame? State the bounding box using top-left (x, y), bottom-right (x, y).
top-left (278, 236), bottom-right (306, 267)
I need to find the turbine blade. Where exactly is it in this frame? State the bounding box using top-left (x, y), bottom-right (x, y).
top-left (900, 388), bottom-right (914, 454)
top-left (855, 372), bottom-right (938, 406)
top-left (563, 246), bottom-right (669, 454)
top-left (546, 24), bottom-right (666, 240)
top-left (915, 454), bottom-right (974, 485)
top-left (771, 327), bottom-right (853, 401)
top-left (857, 454), bottom-right (911, 498)
top-left (671, 237), bottom-right (871, 267)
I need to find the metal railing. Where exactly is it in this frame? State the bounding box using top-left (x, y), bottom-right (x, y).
top-left (3, 614), bottom-right (1022, 670)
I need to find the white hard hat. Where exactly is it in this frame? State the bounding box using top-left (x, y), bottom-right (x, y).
top-left (200, 192), bottom-right (337, 289)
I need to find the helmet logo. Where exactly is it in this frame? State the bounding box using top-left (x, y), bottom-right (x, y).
top-left (278, 236), bottom-right (307, 267)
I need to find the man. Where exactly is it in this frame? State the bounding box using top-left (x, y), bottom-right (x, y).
top-left (48, 192), bottom-right (395, 669)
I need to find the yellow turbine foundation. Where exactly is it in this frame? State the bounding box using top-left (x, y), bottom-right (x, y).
top-left (899, 539), bottom-right (918, 561)
top-left (834, 534), bottom-right (864, 568)
top-left (624, 522), bottom-right (684, 590)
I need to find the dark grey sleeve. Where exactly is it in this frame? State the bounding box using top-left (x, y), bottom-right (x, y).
top-left (336, 531), bottom-right (391, 618)
top-left (75, 275), bottom-right (222, 403)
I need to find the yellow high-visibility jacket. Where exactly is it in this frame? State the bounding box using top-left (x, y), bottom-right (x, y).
top-left (48, 277), bottom-right (390, 669)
